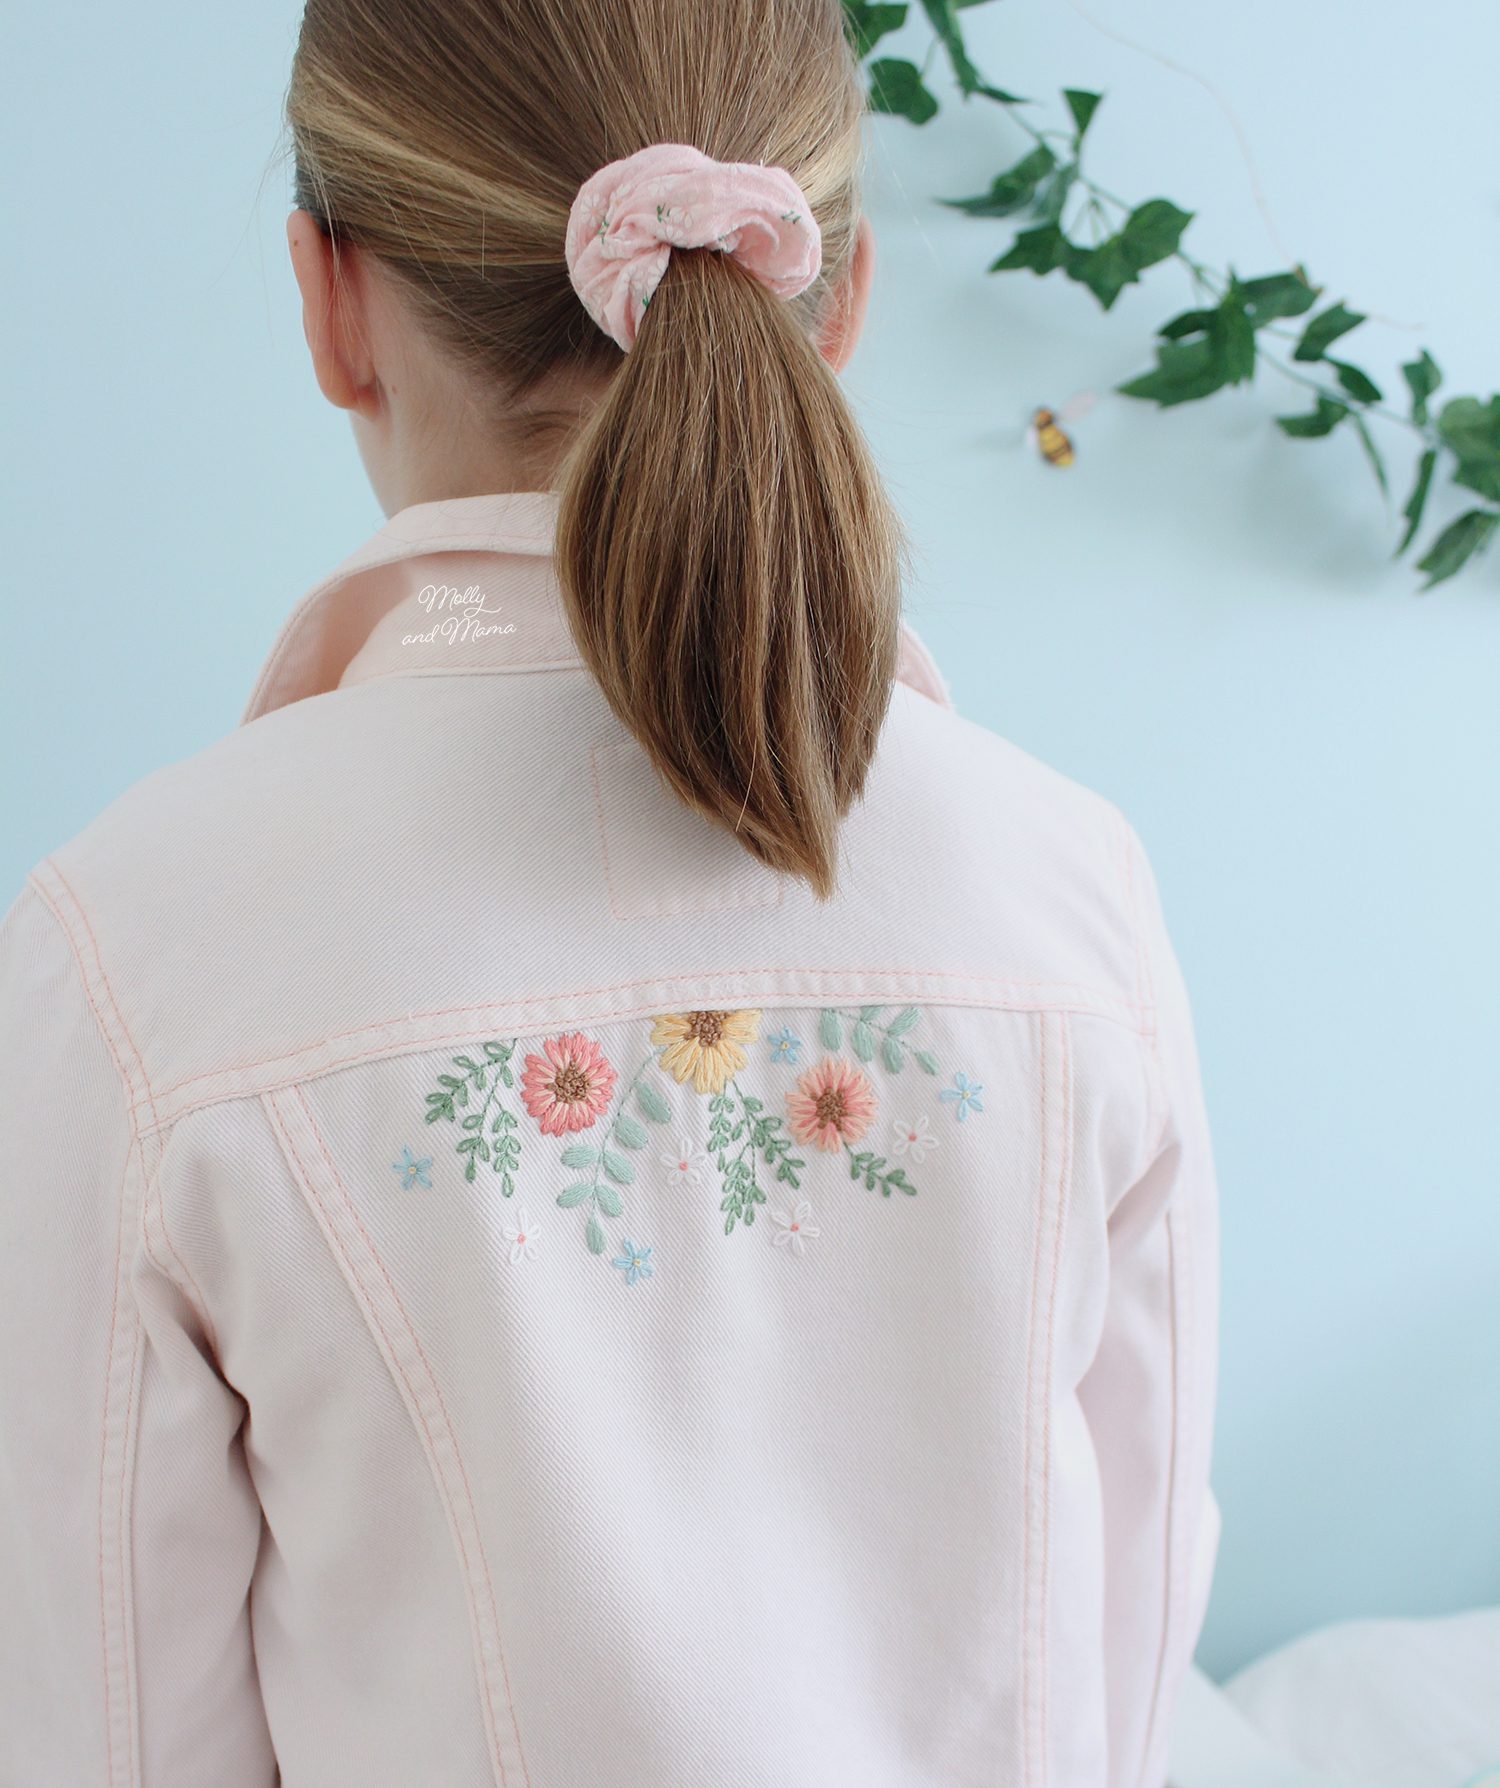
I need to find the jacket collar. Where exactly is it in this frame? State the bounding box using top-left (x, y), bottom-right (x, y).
top-left (243, 488), bottom-right (953, 724)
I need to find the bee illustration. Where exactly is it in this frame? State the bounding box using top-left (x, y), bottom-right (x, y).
top-left (1023, 392), bottom-right (1097, 469)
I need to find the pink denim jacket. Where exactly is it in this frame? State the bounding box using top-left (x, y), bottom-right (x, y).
top-left (0, 490), bottom-right (1220, 1788)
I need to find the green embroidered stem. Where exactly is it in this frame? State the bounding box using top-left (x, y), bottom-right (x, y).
top-left (846, 1145), bottom-right (920, 1199)
top-left (709, 1081), bottom-right (806, 1237)
top-left (818, 1005), bottom-right (941, 1075)
top-left (556, 1051), bottom-right (670, 1255)
top-left (424, 1040), bottom-right (523, 1193)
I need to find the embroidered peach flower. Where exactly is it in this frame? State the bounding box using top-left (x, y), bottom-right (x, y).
top-left (520, 1032), bottom-right (617, 1135)
top-left (650, 1009), bottom-right (761, 1094)
top-left (785, 1056), bottom-right (878, 1153)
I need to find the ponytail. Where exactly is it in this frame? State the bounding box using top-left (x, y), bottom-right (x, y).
top-left (557, 246), bottom-right (904, 901)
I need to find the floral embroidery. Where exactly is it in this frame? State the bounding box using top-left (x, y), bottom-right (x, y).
top-left (651, 1009), bottom-right (760, 1094)
top-left (890, 1115), bottom-right (939, 1163)
top-left (940, 1072), bottom-right (985, 1122)
top-left (613, 1239), bottom-right (654, 1286)
top-left (661, 1136), bottom-right (709, 1189)
top-left (521, 1032), bottom-right (618, 1135)
top-left (501, 1208), bottom-right (539, 1264)
top-left (414, 1004), bottom-right (980, 1267)
top-left (392, 1146), bottom-right (433, 1190)
top-left (786, 1057), bottom-right (878, 1153)
top-left (770, 1200), bottom-right (821, 1257)
top-left (423, 1040), bottom-right (523, 1194)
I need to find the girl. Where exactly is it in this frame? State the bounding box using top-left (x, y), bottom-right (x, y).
top-left (0, 2), bottom-right (1219, 1784)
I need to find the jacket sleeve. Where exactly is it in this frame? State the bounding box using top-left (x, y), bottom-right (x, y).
top-left (1078, 824), bottom-right (1222, 1788)
top-left (0, 880), bottom-right (277, 1786)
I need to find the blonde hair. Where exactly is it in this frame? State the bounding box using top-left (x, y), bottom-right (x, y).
top-left (287, 0), bottom-right (905, 900)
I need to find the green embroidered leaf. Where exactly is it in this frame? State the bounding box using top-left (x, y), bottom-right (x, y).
top-left (887, 1168), bottom-right (919, 1197)
top-left (595, 1184), bottom-right (624, 1218)
top-left (461, 1111), bottom-right (484, 1131)
top-left (586, 1214), bottom-right (607, 1254)
top-left (858, 1005), bottom-right (883, 1022)
top-left (915, 1049), bottom-right (940, 1074)
top-left (463, 1158), bottom-right (477, 1183)
top-left (851, 1021), bottom-right (876, 1063)
top-left (635, 1081), bottom-right (671, 1124)
top-left (819, 1009), bottom-right (842, 1050)
top-left (560, 1145), bottom-right (600, 1169)
top-left (601, 1149), bottom-right (635, 1185)
top-left (556, 1183), bottom-right (593, 1209)
top-left (882, 1036), bottom-right (905, 1073)
top-left (482, 1040), bottom-right (513, 1063)
top-left (613, 1113), bottom-right (648, 1150)
top-left (887, 1007), bottom-right (921, 1037)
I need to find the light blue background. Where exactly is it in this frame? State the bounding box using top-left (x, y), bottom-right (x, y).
top-left (3, 0), bottom-right (1496, 1678)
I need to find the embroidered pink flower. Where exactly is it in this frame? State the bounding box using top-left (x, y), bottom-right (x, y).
top-left (785, 1056), bottom-right (878, 1153)
top-left (521, 1032), bottom-right (618, 1135)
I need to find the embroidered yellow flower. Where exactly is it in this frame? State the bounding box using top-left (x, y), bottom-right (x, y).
top-left (650, 1009), bottom-right (761, 1094)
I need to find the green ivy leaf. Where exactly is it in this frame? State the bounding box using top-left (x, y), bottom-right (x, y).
top-left (867, 57), bottom-right (940, 124)
top-left (1396, 449), bottom-right (1438, 557)
top-left (1118, 338), bottom-right (1230, 408)
top-left (1329, 360), bottom-right (1383, 406)
top-left (586, 1214), bottom-right (607, 1254)
top-left (1275, 395), bottom-right (1350, 438)
top-left (919, 0), bottom-right (983, 94)
top-left (882, 1036), bottom-right (905, 1072)
top-left (1415, 508), bottom-right (1499, 589)
top-left (556, 1184), bottom-right (593, 1209)
top-left (942, 145), bottom-right (1057, 218)
top-left (914, 1049), bottom-right (940, 1074)
top-left (1401, 350), bottom-right (1442, 426)
top-left (1352, 415), bottom-right (1390, 499)
top-left (841, 0), bottom-right (909, 58)
top-left (989, 223), bottom-right (1069, 276)
top-left (613, 1113), bottom-right (648, 1150)
top-left (1066, 200), bottom-right (1193, 310)
top-left (1032, 162), bottom-right (1076, 224)
top-left (560, 1144), bottom-right (599, 1169)
top-left (1293, 301), bottom-right (1365, 363)
top-left (1436, 396), bottom-right (1500, 504)
top-left (595, 1184), bottom-right (624, 1218)
top-left (1063, 88), bottom-right (1102, 142)
top-left (1235, 270), bottom-right (1320, 325)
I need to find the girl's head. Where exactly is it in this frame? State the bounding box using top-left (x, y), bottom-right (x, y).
top-left (285, 0), bottom-right (904, 900)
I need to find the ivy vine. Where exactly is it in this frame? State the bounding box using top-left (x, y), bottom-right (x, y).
top-left (844, 0), bottom-right (1498, 589)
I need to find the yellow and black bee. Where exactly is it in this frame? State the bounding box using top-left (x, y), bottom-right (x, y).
top-left (1029, 405), bottom-right (1077, 468)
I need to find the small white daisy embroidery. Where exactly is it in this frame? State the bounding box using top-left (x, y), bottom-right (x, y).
top-left (890, 1116), bottom-right (939, 1163)
top-left (770, 1201), bottom-right (821, 1258)
top-left (501, 1208), bottom-right (539, 1265)
top-left (660, 1136), bottom-right (709, 1190)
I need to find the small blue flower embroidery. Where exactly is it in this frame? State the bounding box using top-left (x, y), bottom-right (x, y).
top-left (613, 1239), bottom-right (654, 1286)
top-left (392, 1146), bottom-right (433, 1189)
top-left (766, 1026), bottom-right (803, 1065)
top-left (939, 1073), bottom-right (985, 1122)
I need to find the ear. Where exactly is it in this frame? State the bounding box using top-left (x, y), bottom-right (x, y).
top-left (816, 212), bottom-right (876, 374)
top-left (285, 208), bottom-right (378, 414)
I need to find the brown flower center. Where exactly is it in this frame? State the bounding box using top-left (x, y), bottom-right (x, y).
top-left (814, 1088), bottom-right (847, 1128)
top-left (552, 1063), bottom-right (590, 1103)
top-left (687, 1010), bottom-right (726, 1046)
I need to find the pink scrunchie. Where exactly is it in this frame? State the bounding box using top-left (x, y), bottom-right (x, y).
top-left (565, 142), bottom-right (823, 352)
